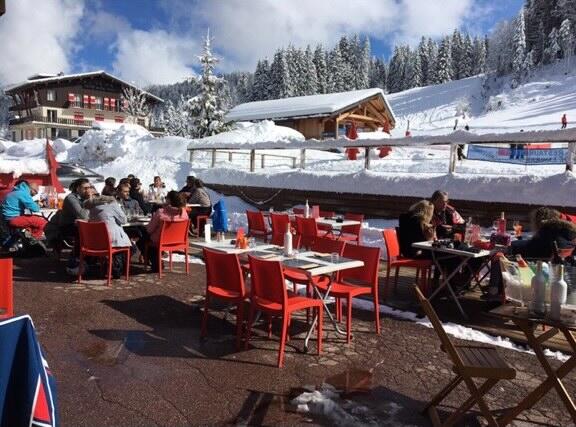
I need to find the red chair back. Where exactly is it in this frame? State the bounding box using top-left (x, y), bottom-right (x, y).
top-left (246, 210), bottom-right (267, 233)
top-left (270, 213), bottom-right (290, 245)
top-left (311, 237), bottom-right (345, 255)
top-left (338, 244), bottom-right (381, 288)
top-left (319, 210), bottom-right (335, 218)
top-left (77, 221), bottom-right (111, 252)
top-left (248, 256), bottom-right (287, 308)
top-left (203, 248), bottom-right (245, 296)
top-left (293, 207), bottom-right (305, 215)
top-left (341, 213), bottom-right (364, 236)
top-left (382, 228), bottom-right (400, 263)
top-left (0, 258), bottom-right (13, 319)
top-left (159, 220), bottom-right (189, 247)
top-left (296, 216), bottom-right (318, 249)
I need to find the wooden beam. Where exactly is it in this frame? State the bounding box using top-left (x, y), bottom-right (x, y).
top-left (345, 113), bottom-right (380, 123)
top-left (365, 101), bottom-right (388, 126)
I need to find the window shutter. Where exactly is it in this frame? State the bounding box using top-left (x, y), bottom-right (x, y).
top-left (83, 95), bottom-right (89, 107)
top-left (68, 93), bottom-right (75, 102)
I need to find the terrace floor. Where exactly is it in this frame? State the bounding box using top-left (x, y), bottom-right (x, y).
top-left (11, 249), bottom-right (576, 427)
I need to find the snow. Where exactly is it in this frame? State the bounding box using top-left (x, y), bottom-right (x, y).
top-left (226, 88), bottom-right (396, 123)
top-left (0, 138), bottom-right (50, 176)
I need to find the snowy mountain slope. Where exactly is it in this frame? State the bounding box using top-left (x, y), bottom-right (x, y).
top-left (388, 58), bottom-right (576, 137)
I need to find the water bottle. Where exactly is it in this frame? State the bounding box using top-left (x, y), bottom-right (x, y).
top-left (550, 264), bottom-right (568, 321)
top-left (204, 219), bottom-right (212, 243)
top-left (304, 200), bottom-right (310, 218)
top-left (283, 223), bottom-right (293, 256)
top-left (531, 261), bottom-right (547, 316)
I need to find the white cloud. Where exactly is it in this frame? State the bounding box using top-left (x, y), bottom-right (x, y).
top-left (111, 29), bottom-right (198, 86)
top-left (0, 0), bottom-right (85, 85)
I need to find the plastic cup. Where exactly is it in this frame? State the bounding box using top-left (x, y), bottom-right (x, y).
top-left (330, 252), bottom-right (340, 263)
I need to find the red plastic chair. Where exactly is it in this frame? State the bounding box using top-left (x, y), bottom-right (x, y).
top-left (318, 209), bottom-right (335, 235)
top-left (382, 228), bottom-right (433, 297)
top-left (0, 258), bottom-right (13, 319)
top-left (201, 249), bottom-right (247, 349)
top-left (146, 220), bottom-right (190, 278)
top-left (293, 207), bottom-right (305, 215)
top-left (336, 213), bottom-right (364, 244)
top-left (246, 255), bottom-right (323, 367)
top-left (270, 213), bottom-right (291, 246)
top-left (315, 244), bottom-right (381, 343)
top-left (77, 220), bottom-right (131, 286)
top-left (295, 217), bottom-right (324, 250)
top-left (246, 210), bottom-right (272, 242)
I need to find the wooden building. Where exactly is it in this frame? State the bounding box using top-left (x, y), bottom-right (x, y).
top-left (225, 88), bottom-right (396, 139)
top-left (5, 71), bottom-right (163, 142)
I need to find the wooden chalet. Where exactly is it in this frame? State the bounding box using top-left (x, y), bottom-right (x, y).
top-left (225, 88), bottom-right (396, 140)
top-left (5, 71), bottom-right (163, 141)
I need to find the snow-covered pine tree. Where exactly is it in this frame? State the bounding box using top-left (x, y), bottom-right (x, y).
top-left (164, 97), bottom-right (189, 137)
top-left (0, 89), bottom-right (10, 139)
top-left (417, 37), bottom-right (430, 85)
top-left (487, 20), bottom-right (515, 75)
top-left (313, 44), bottom-right (328, 94)
top-left (352, 35), bottom-right (371, 90)
top-left (434, 36), bottom-right (453, 84)
top-left (404, 49), bottom-right (422, 89)
top-left (234, 72), bottom-right (252, 104)
top-left (426, 38), bottom-right (438, 84)
top-left (451, 30), bottom-right (464, 79)
top-left (387, 45), bottom-right (405, 92)
top-left (558, 0), bottom-right (576, 25)
top-left (338, 35), bottom-right (355, 90)
top-left (121, 86), bottom-right (150, 124)
top-left (512, 8), bottom-right (528, 76)
top-left (186, 30), bottom-right (229, 138)
top-left (369, 57), bottom-right (387, 90)
top-left (251, 59), bottom-right (271, 101)
top-left (303, 45), bottom-right (319, 95)
top-left (559, 18), bottom-right (575, 63)
top-left (326, 45), bottom-right (347, 93)
top-left (472, 36), bottom-right (487, 75)
top-left (461, 34), bottom-right (474, 78)
top-left (544, 27), bottom-right (561, 63)
top-left (286, 45), bottom-right (307, 96)
top-left (270, 48), bottom-right (294, 98)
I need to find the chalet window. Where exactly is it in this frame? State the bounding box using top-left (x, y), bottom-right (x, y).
top-left (110, 98), bottom-right (116, 112)
top-left (11, 131), bottom-right (16, 142)
top-left (90, 96), bottom-right (96, 109)
top-left (114, 116), bottom-right (124, 123)
top-left (46, 90), bottom-right (56, 102)
top-left (83, 95), bottom-right (89, 108)
top-left (47, 109), bottom-right (57, 123)
top-left (137, 118), bottom-right (145, 126)
top-left (103, 97), bottom-right (109, 111)
top-left (94, 97), bottom-right (103, 110)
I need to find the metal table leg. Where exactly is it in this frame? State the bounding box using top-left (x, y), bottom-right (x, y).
top-left (427, 252), bottom-right (471, 319)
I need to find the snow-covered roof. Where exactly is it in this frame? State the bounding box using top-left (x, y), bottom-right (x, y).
top-left (226, 88), bottom-right (396, 124)
top-left (5, 71), bottom-right (163, 103)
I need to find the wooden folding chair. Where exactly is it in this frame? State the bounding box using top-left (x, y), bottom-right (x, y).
top-left (414, 287), bottom-right (516, 427)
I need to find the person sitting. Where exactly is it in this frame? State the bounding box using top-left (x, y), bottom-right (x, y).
top-left (84, 195), bottom-right (132, 279)
top-left (398, 200), bottom-right (436, 259)
top-left (101, 177), bottom-right (116, 196)
top-left (116, 183), bottom-right (140, 212)
top-left (187, 178), bottom-right (212, 232)
top-left (129, 178), bottom-right (150, 214)
top-left (179, 175), bottom-right (196, 196)
top-left (430, 190), bottom-right (464, 239)
top-left (148, 176), bottom-right (167, 202)
top-left (145, 191), bottom-right (188, 272)
top-left (0, 180), bottom-right (46, 239)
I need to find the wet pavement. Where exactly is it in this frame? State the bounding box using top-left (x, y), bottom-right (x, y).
top-left (11, 255), bottom-right (576, 426)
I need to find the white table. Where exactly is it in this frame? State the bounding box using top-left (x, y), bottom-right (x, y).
top-left (412, 241), bottom-right (492, 319)
top-left (315, 217), bottom-right (361, 229)
top-left (195, 241), bottom-right (364, 350)
top-left (122, 218), bottom-right (150, 227)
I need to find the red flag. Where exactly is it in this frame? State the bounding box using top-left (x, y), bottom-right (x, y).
top-left (46, 139), bottom-right (64, 193)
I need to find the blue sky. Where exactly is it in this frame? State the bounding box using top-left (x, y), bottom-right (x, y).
top-left (0, 0), bottom-right (524, 87)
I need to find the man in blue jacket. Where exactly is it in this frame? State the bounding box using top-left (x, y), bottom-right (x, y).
top-left (1, 180), bottom-right (47, 239)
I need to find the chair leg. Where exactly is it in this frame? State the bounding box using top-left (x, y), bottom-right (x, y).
top-left (244, 306), bottom-right (255, 350)
top-left (346, 296), bottom-right (353, 344)
top-left (385, 265), bottom-right (392, 298)
top-left (373, 287), bottom-right (380, 334)
top-left (393, 266), bottom-right (400, 293)
top-left (422, 375), bottom-right (463, 413)
top-left (185, 247), bottom-right (189, 274)
top-left (278, 314), bottom-right (289, 368)
top-left (235, 302), bottom-right (244, 350)
top-left (267, 315), bottom-right (272, 338)
top-left (446, 378), bottom-right (499, 427)
top-left (169, 251), bottom-right (173, 271)
top-left (158, 248), bottom-right (163, 278)
top-left (336, 298), bottom-right (342, 322)
top-left (107, 255), bottom-right (113, 287)
top-left (78, 252), bottom-right (83, 284)
top-left (125, 249), bottom-right (130, 281)
top-left (317, 305), bottom-right (323, 355)
top-left (201, 294), bottom-right (210, 338)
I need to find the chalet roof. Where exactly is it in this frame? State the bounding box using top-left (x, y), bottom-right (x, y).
top-left (225, 88), bottom-right (396, 125)
top-left (5, 70), bottom-right (163, 103)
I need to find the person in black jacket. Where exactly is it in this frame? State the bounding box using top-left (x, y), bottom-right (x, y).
top-left (129, 178), bottom-right (151, 215)
top-left (398, 200), bottom-right (436, 259)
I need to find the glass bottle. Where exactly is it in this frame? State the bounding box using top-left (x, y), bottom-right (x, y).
top-left (550, 264), bottom-right (567, 321)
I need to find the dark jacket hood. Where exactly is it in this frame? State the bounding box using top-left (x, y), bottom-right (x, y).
top-left (537, 219), bottom-right (576, 241)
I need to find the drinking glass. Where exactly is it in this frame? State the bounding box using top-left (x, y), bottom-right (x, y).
top-left (492, 220), bottom-right (499, 233)
top-left (513, 220), bottom-right (522, 237)
top-left (249, 237), bottom-right (257, 249)
top-left (330, 252), bottom-right (340, 263)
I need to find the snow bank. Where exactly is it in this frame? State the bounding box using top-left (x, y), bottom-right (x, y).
top-left (0, 138), bottom-right (55, 176)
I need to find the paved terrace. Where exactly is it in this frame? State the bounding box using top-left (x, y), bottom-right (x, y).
top-left (11, 250), bottom-right (575, 427)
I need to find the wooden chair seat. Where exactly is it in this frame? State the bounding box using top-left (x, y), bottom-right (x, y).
top-left (453, 344), bottom-right (516, 380)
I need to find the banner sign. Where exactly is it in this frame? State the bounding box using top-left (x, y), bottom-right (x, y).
top-left (466, 144), bottom-right (567, 165)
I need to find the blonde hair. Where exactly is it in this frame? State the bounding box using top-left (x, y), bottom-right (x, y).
top-left (409, 200), bottom-right (435, 238)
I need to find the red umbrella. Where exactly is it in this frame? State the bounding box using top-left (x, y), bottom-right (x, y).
top-left (45, 139), bottom-right (64, 193)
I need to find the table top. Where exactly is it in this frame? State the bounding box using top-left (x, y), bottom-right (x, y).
top-left (123, 218), bottom-right (150, 227)
top-left (490, 304), bottom-right (576, 330)
top-left (186, 204), bottom-right (202, 208)
top-left (263, 212), bottom-right (361, 228)
top-left (192, 241), bottom-right (364, 276)
top-left (412, 241), bottom-right (492, 258)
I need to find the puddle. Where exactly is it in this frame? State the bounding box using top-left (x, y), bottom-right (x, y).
top-left (325, 369), bottom-right (373, 395)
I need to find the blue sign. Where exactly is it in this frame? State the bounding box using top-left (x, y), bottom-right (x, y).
top-left (466, 144), bottom-right (567, 165)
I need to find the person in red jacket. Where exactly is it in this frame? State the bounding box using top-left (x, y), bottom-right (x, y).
top-left (562, 113), bottom-right (568, 129)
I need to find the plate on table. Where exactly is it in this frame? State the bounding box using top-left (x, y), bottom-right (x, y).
top-left (282, 258), bottom-right (320, 270)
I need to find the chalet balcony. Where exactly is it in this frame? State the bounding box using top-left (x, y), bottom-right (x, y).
top-left (10, 115), bottom-right (95, 128)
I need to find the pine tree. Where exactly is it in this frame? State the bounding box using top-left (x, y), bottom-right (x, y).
top-left (270, 49), bottom-right (293, 98)
top-left (461, 34), bottom-right (474, 78)
top-left (405, 49), bottom-right (422, 89)
top-left (302, 45), bottom-right (318, 95)
top-left (558, 0), bottom-right (576, 25)
top-left (544, 27), bottom-right (561, 63)
top-left (251, 59), bottom-right (271, 101)
top-left (559, 18), bottom-right (575, 60)
top-left (121, 86), bottom-right (150, 123)
top-left (426, 38), bottom-right (438, 84)
top-left (472, 36), bottom-right (487, 74)
top-left (417, 37), bottom-right (430, 85)
top-left (355, 36), bottom-right (371, 89)
top-left (326, 45), bottom-right (347, 92)
top-left (164, 97), bottom-right (189, 137)
top-left (313, 45), bottom-right (328, 94)
top-left (369, 57), bottom-right (387, 90)
top-left (512, 9), bottom-right (528, 75)
top-left (235, 72), bottom-right (251, 104)
top-left (434, 36), bottom-right (453, 84)
top-left (186, 30), bottom-right (229, 138)
top-left (451, 30), bottom-right (464, 79)
top-left (286, 45), bottom-right (304, 96)
top-left (338, 35), bottom-right (355, 89)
